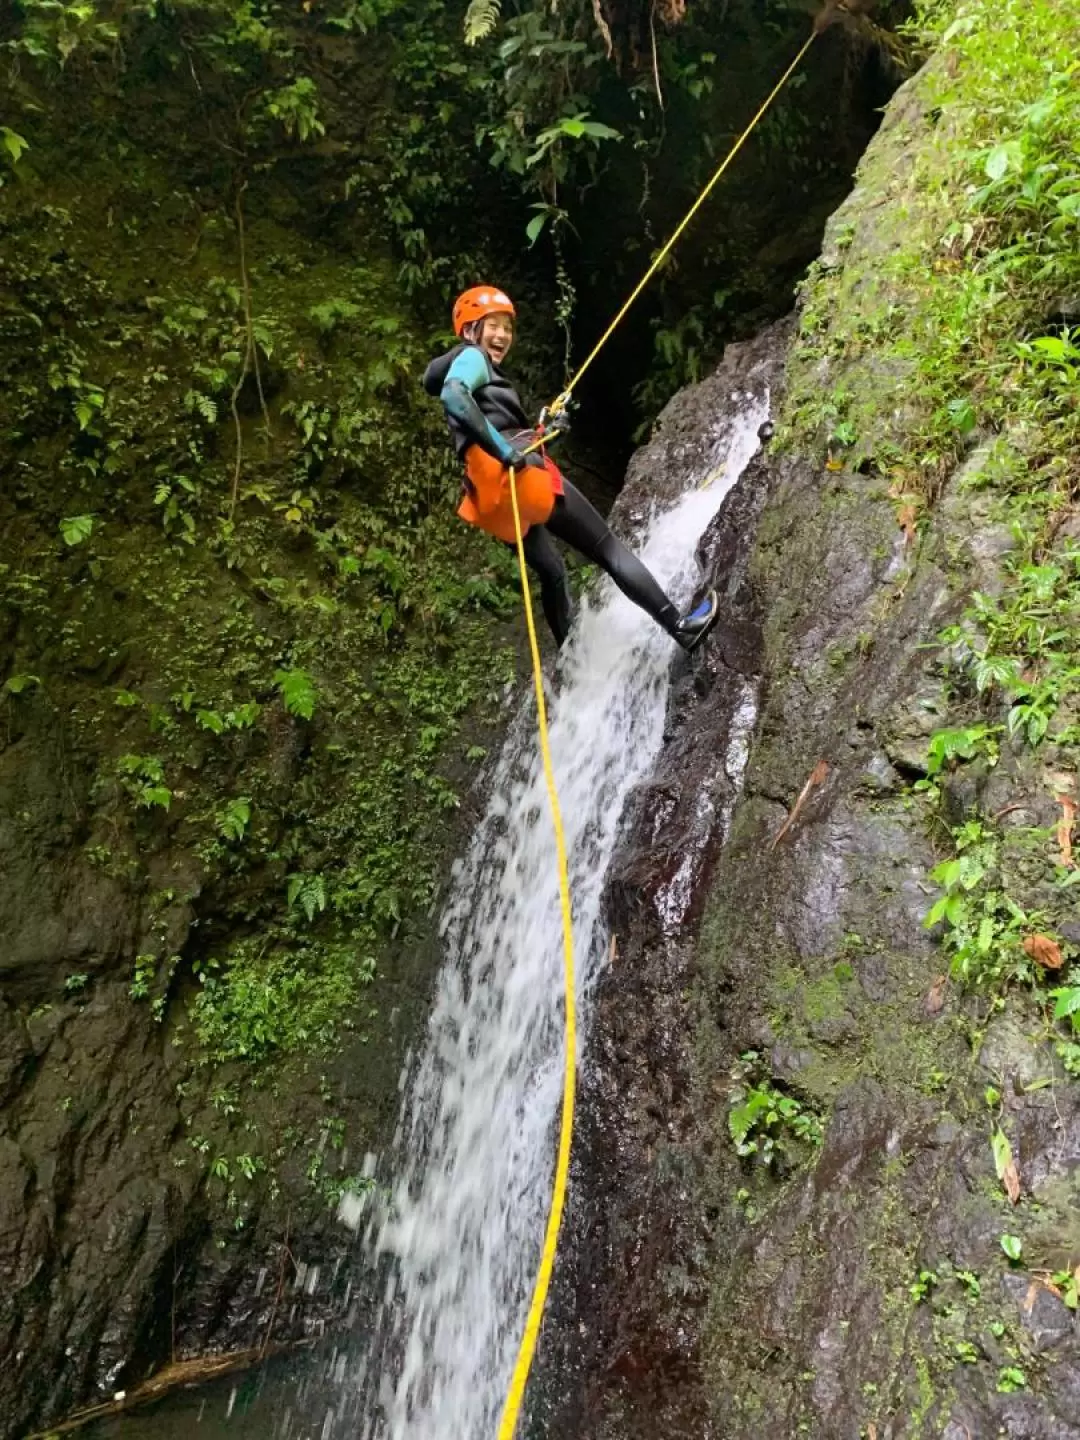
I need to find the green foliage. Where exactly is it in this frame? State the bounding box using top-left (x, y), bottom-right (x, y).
top-left (910, 1268), bottom-right (939, 1303)
top-left (1000, 1234), bottom-right (1022, 1263)
top-left (130, 952), bottom-right (156, 1000)
top-left (8, 0), bottom-right (120, 66)
top-left (922, 822), bottom-right (1035, 986)
top-left (308, 298), bottom-right (362, 335)
top-left (1, 126), bottom-right (29, 168)
top-left (59, 513), bottom-right (94, 546)
top-left (728, 1052), bottom-right (824, 1170)
top-left (924, 725), bottom-right (996, 778)
top-left (273, 666), bottom-right (317, 720)
top-left (463, 0), bottom-right (501, 46)
top-left (115, 753), bottom-right (172, 810)
top-left (2, 673), bottom-right (41, 695)
top-left (263, 77), bottom-right (325, 143)
top-left (189, 939), bottom-right (374, 1064)
top-left (1052, 1269), bottom-right (1080, 1310)
top-left (287, 871), bottom-right (327, 923)
top-left (216, 796), bottom-right (252, 842)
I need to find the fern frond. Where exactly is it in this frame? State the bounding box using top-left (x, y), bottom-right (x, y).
top-left (464, 0), bottom-right (501, 46)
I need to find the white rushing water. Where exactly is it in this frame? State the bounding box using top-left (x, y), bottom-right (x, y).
top-left (334, 390), bottom-right (768, 1440)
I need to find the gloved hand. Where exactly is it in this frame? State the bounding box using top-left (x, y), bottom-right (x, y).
top-left (501, 445), bottom-right (532, 471)
top-left (546, 405), bottom-right (572, 437)
top-left (538, 402), bottom-right (572, 442)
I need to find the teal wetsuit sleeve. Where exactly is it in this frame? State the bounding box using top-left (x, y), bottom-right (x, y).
top-left (441, 348), bottom-right (517, 464)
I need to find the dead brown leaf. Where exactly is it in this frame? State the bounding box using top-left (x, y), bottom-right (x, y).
top-left (897, 503), bottom-right (918, 545)
top-left (1003, 1157), bottom-right (1021, 1205)
top-left (1023, 934), bottom-right (1064, 971)
top-left (771, 760), bottom-right (829, 851)
top-left (1057, 793), bottom-right (1077, 869)
top-left (1024, 1281), bottom-right (1040, 1315)
top-left (866, 1425), bottom-right (877, 1440)
top-left (608, 934), bottom-right (618, 967)
top-left (924, 974), bottom-right (947, 1016)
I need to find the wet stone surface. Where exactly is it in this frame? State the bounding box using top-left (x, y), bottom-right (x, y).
top-left (532, 155), bottom-right (1080, 1437)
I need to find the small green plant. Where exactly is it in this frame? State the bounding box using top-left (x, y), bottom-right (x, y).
top-left (1000, 1234), bottom-right (1023, 1263)
top-left (64, 972), bottom-right (89, 993)
top-left (274, 667), bottom-right (317, 720)
top-left (59, 513), bottom-right (94, 546)
top-left (923, 724), bottom-right (998, 779)
top-left (996, 1366), bottom-right (1026, 1394)
top-left (216, 797), bottom-right (252, 842)
top-left (1051, 1269), bottom-right (1080, 1310)
top-left (287, 872), bottom-right (327, 923)
top-left (922, 822), bottom-right (1032, 987)
top-left (1, 126), bottom-right (29, 167)
top-left (153, 475), bottom-right (198, 543)
top-left (130, 953), bottom-right (156, 1000)
top-left (116, 754), bottom-right (172, 810)
top-left (309, 298), bottom-right (362, 335)
top-left (910, 1268), bottom-right (939, 1303)
top-left (955, 1268), bottom-right (981, 1301)
top-left (264, 78), bottom-right (326, 142)
top-left (2, 673), bottom-right (40, 696)
top-left (728, 1053), bottom-right (824, 1169)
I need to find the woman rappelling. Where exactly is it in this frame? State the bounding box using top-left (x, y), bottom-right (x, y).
top-left (423, 285), bottom-right (721, 651)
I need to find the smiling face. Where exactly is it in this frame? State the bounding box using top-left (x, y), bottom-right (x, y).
top-left (476, 312), bottom-right (514, 365)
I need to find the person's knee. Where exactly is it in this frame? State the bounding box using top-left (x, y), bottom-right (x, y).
top-left (594, 529), bottom-right (630, 582)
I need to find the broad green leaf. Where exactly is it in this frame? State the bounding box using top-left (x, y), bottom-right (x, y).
top-left (60, 514), bottom-right (94, 546)
top-left (930, 858), bottom-right (962, 889)
top-left (1032, 336), bottom-right (1066, 361)
top-left (985, 141), bottom-right (1021, 182)
top-left (1052, 987), bottom-right (1080, 1021)
top-left (992, 1126), bottom-right (1012, 1181)
top-left (525, 212), bottom-right (548, 245)
top-left (3, 674), bottom-right (40, 695)
top-left (924, 895), bottom-right (950, 929)
top-left (944, 894), bottom-right (968, 926)
top-left (1000, 1234), bottom-right (1022, 1262)
top-left (1, 127), bottom-right (29, 165)
top-left (274, 667), bottom-right (317, 720)
top-left (580, 121), bottom-right (621, 141)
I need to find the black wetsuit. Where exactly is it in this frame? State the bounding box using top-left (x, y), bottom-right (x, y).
top-left (423, 344), bottom-right (678, 646)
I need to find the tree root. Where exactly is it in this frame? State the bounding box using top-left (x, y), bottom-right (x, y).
top-left (24, 1341), bottom-right (313, 1439)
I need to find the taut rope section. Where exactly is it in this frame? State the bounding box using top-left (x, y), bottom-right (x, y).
top-left (497, 466), bottom-right (578, 1440)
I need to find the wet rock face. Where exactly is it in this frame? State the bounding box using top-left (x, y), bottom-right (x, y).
top-left (0, 704), bottom-right (359, 1439)
top-left (533, 323), bottom-right (787, 1439)
top-left (536, 274), bottom-right (1080, 1440)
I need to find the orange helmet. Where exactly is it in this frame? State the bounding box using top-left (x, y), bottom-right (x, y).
top-left (452, 285), bottom-right (515, 337)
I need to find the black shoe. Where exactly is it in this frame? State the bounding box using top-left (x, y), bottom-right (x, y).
top-left (672, 589), bottom-right (720, 652)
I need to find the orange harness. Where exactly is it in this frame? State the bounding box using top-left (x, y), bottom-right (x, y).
top-left (457, 445), bottom-right (564, 544)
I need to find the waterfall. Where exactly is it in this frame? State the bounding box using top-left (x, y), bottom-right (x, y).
top-left (332, 390), bottom-right (769, 1440)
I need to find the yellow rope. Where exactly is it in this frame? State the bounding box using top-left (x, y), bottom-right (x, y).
top-left (495, 28), bottom-right (817, 1437)
top-left (547, 28), bottom-right (817, 417)
top-left (496, 467), bottom-right (578, 1440)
